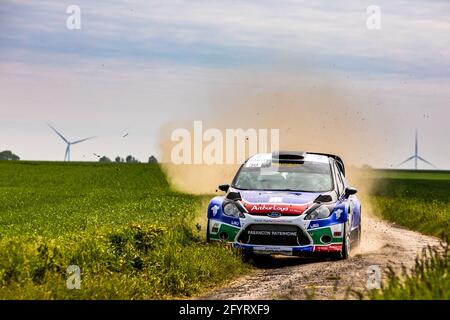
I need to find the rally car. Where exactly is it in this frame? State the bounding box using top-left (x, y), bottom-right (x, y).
top-left (206, 151), bottom-right (361, 259)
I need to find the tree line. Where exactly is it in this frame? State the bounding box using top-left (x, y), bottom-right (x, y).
top-left (99, 155), bottom-right (158, 164)
top-left (0, 150), bottom-right (20, 161)
top-left (0, 149), bottom-right (158, 163)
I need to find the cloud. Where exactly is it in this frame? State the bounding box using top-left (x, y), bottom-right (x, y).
top-left (1, 0), bottom-right (450, 76)
top-left (1, 0), bottom-right (449, 168)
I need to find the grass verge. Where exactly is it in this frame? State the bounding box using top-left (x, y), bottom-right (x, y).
top-left (360, 170), bottom-right (450, 299)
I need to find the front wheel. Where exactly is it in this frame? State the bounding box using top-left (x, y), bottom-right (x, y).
top-left (241, 250), bottom-right (254, 263)
top-left (340, 220), bottom-right (351, 259)
top-left (206, 219), bottom-right (211, 243)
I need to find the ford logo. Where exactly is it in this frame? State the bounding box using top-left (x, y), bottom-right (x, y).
top-left (267, 212), bottom-right (281, 218)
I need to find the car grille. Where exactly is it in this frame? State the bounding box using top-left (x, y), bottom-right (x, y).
top-left (237, 224), bottom-right (311, 246)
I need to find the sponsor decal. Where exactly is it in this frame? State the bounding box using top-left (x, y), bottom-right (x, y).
top-left (242, 201), bottom-right (311, 215)
top-left (221, 215), bottom-right (241, 227)
top-left (269, 197), bottom-right (282, 203)
top-left (241, 191), bottom-right (276, 199)
top-left (241, 192), bottom-right (314, 204)
top-left (310, 223), bottom-right (319, 228)
top-left (247, 230), bottom-right (297, 237)
top-left (230, 220), bottom-right (240, 227)
top-left (334, 208), bottom-right (343, 219)
top-left (252, 219), bottom-right (293, 224)
top-left (245, 153), bottom-right (272, 168)
top-left (211, 205), bottom-right (220, 217)
top-left (253, 246), bottom-right (293, 253)
top-left (313, 244), bottom-right (342, 252)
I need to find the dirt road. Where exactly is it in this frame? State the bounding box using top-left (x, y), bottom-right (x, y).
top-left (199, 216), bottom-right (441, 300)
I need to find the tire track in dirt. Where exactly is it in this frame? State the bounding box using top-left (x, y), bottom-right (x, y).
top-left (198, 216), bottom-right (441, 300)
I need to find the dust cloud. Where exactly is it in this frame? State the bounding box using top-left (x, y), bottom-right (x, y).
top-left (159, 70), bottom-right (390, 195)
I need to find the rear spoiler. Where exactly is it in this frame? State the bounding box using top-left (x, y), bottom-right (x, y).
top-left (271, 151), bottom-right (345, 176)
top-left (308, 152), bottom-right (346, 176)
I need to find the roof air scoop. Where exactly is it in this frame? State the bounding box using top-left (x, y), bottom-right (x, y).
top-left (272, 151), bottom-right (306, 164)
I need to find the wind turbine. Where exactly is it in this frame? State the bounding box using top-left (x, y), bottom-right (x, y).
top-left (47, 124), bottom-right (96, 161)
top-left (397, 129), bottom-right (437, 170)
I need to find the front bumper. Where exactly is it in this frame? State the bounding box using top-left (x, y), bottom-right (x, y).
top-left (208, 213), bottom-right (344, 256)
top-left (234, 243), bottom-right (343, 256)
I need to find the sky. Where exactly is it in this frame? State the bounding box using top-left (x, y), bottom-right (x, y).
top-left (1, 0), bottom-right (449, 168)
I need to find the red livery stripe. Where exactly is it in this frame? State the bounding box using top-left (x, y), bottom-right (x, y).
top-left (313, 244), bottom-right (342, 252)
top-left (241, 200), bottom-right (311, 216)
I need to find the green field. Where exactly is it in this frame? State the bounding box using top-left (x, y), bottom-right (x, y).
top-left (366, 169), bottom-right (450, 238)
top-left (361, 169), bottom-right (450, 299)
top-left (1, 162), bottom-right (449, 299)
top-left (0, 161), bottom-right (247, 299)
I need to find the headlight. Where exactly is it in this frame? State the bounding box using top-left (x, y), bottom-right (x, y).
top-left (223, 202), bottom-right (244, 218)
top-left (305, 205), bottom-right (332, 220)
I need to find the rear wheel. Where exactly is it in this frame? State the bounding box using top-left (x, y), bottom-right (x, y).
top-left (354, 224), bottom-right (362, 249)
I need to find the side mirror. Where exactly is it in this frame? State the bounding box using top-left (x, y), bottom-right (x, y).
top-left (218, 184), bottom-right (230, 192)
top-left (344, 186), bottom-right (358, 198)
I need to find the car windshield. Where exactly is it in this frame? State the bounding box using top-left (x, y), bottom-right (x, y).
top-left (232, 161), bottom-right (333, 192)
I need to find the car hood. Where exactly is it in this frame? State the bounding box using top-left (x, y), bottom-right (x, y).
top-left (237, 190), bottom-right (322, 216)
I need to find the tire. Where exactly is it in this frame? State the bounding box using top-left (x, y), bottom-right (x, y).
top-left (340, 220), bottom-right (351, 259)
top-left (353, 210), bottom-right (362, 249)
top-left (354, 224), bottom-right (362, 249)
top-left (206, 219), bottom-right (211, 243)
top-left (242, 251), bottom-right (254, 263)
top-left (328, 220), bottom-right (350, 261)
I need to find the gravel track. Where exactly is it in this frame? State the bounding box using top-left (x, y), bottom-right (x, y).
top-left (199, 216), bottom-right (441, 300)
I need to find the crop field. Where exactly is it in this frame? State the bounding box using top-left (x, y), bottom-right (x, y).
top-left (362, 169), bottom-right (450, 299)
top-left (0, 162), bottom-right (449, 300)
top-left (0, 161), bottom-right (247, 299)
top-left (367, 169), bottom-right (450, 238)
